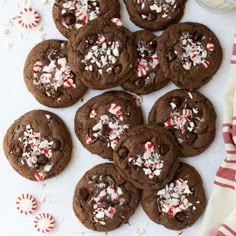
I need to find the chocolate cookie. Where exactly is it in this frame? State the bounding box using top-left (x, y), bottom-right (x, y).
top-left (122, 30), bottom-right (169, 95)
top-left (157, 22), bottom-right (223, 90)
top-left (52, 0), bottom-right (120, 38)
top-left (113, 125), bottom-right (179, 190)
top-left (148, 89), bottom-right (216, 157)
top-left (24, 39), bottom-right (87, 108)
top-left (74, 91), bottom-right (144, 160)
top-left (73, 163), bottom-right (140, 231)
top-left (142, 163), bottom-right (206, 231)
top-left (124, 0), bottom-right (187, 31)
top-left (3, 110), bottom-right (72, 181)
top-left (67, 17), bottom-right (137, 90)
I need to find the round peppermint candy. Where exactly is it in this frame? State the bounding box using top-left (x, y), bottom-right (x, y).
top-left (34, 213), bottom-right (55, 233)
top-left (16, 193), bottom-right (37, 215)
top-left (14, 8), bottom-right (40, 29)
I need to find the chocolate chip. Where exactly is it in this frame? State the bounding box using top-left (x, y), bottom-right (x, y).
top-left (62, 13), bottom-right (76, 26)
top-left (78, 41), bottom-right (89, 54)
top-left (193, 32), bottom-right (203, 41)
top-left (135, 79), bottom-right (145, 87)
top-left (88, 35), bottom-right (97, 45)
top-left (171, 97), bottom-right (181, 107)
top-left (101, 125), bottom-right (110, 137)
top-left (167, 50), bottom-right (177, 62)
top-left (50, 90), bottom-right (62, 98)
top-left (147, 13), bottom-right (157, 21)
top-left (159, 144), bottom-right (169, 155)
top-left (37, 155), bottom-right (48, 165)
top-left (175, 212), bottom-right (186, 222)
top-left (186, 133), bottom-right (197, 143)
top-left (118, 148), bottom-right (128, 158)
top-left (52, 139), bottom-right (61, 150)
top-left (79, 188), bottom-right (89, 201)
top-left (113, 64), bottom-right (122, 74)
top-left (13, 146), bottom-right (22, 156)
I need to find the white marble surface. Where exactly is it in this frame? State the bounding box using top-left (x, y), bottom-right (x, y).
top-left (0, 0), bottom-right (235, 235)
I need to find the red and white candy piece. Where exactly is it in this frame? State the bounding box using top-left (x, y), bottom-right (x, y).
top-left (86, 134), bottom-right (93, 144)
top-left (207, 42), bottom-right (215, 51)
top-left (16, 193), bottom-right (37, 215)
top-left (34, 213), bottom-right (55, 233)
top-left (182, 61), bottom-right (192, 70)
top-left (63, 78), bottom-right (74, 88)
top-left (13, 8), bottom-right (40, 29)
top-left (202, 60), bottom-right (209, 69)
top-left (75, 9), bottom-right (88, 23)
top-left (143, 141), bottom-right (154, 151)
top-left (182, 108), bottom-right (192, 117)
top-left (35, 172), bottom-right (46, 181)
top-left (108, 103), bottom-right (123, 115)
top-left (98, 35), bottom-right (107, 44)
top-left (111, 18), bottom-right (123, 26)
top-left (89, 109), bottom-right (98, 118)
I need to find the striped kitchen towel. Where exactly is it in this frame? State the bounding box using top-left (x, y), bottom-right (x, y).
top-left (199, 35), bottom-right (236, 236)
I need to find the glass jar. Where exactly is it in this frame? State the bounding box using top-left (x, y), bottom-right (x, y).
top-left (196, 0), bottom-right (236, 12)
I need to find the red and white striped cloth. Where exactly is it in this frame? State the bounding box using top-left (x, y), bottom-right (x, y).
top-left (199, 35), bottom-right (236, 236)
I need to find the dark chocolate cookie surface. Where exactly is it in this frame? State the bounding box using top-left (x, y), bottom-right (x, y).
top-left (74, 91), bottom-right (144, 160)
top-left (148, 89), bottom-right (216, 157)
top-left (157, 22), bottom-right (223, 90)
top-left (3, 110), bottom-right (72, 181)
top-left (52, 0), bottom-right (120, 38)
top-left (24, 39), bottom-right (87, 108)
top-left (113, 125), bottom-right (179, 190)
top-left (68, 17), bottom-right (137, 89)
top-left (142, 163), bottom-right (206, 230)
top-left (73, 163), bottom-right (140, 231)
top-left (122, 30), bottom-right (169, 95)
top-left (124, 0), bottom-right (187, 31)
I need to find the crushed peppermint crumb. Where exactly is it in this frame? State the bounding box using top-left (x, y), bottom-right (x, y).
top-left (179, 33), bottom-right (214, 70)
top-left (89, 175), bottom-right (125, 225)
top-left (82, 34), bottom-right (120, 75)
top-left (60, 0), bottom-right (101, 29)
top-left (157, 178), bottom-right (194, 217)
top-left (32, 42), bottom-right (76, 97)
top-left (86, 103), bottom-right (129, 149)
top-left (128, 141), bottom-right (164, 179)
top-left (136, 0), bottom-right (177, 20)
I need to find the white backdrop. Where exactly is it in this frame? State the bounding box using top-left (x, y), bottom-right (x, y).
top-left (0, 0), bottom-right (235, 235)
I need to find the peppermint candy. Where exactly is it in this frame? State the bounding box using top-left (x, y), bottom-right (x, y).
top-left (108, 103), bottom-right (123, 115)
top-left (157, 178), bottom-right (193, 217)
top-left (34, 213), bottom-right (55, 233)
top-left (32, 43), bottom-right (76, 95)
top-left (128, 141), bottom-right (164, 179)
top-left (164, 107), bottom-right (197, 134)
top-left (35, 172), bottom-right (47, 181)
top-left (86, 104), bottom-right (129, 149)
top-left (90, 176), bottom-right (124, 225)
top-left (61, 0), bottom-right (101, 29)
top-left (16, 193), bottom-right (37, 215)
top-left (13, 8), bottom-right (40, 29)
top-left (111, 18), bottom-right (123, 26)
top-left (179, 33), bottom-right (214, 70)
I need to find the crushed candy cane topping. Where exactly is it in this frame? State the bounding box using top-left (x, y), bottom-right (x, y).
top-left (135, 39), bottom-right (159, 86)
top-left (86, 103), bottom-right (129, 149)
top-left (60, 0), bottom-right (101, 29)
top-left (135, 0), bottom-right (177, 20)
top-left (17, 124), bottom-right (54, 180)
top-left (82, 34), bottom-right (120, 75)
top-left (89, 175), bottom-right (125, 225)
top-left (128, 141), bottom-right (164, 179)
top-left (157, 178), bottom-right (194, 217)
top-left (179, 33), bottom-right (215, 70)
top-left (32, 42), bottom-right (76, 97)
top-left (164, 93), bottom-right (203, 137)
